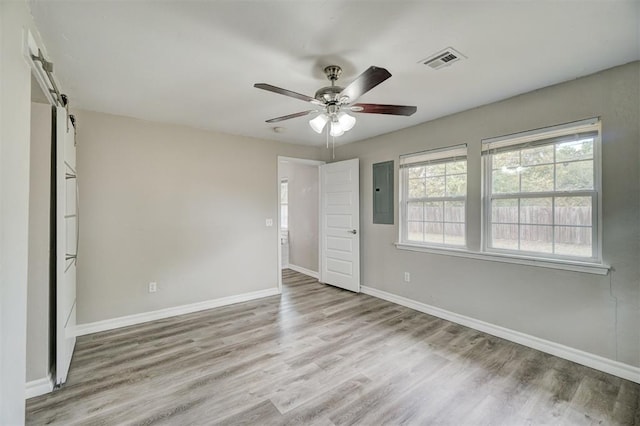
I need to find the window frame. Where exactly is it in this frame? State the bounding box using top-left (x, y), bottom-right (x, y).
top-left (399, 144), bottom-right (468, 249)
top-left (481, 118), bottom-right (602, 264)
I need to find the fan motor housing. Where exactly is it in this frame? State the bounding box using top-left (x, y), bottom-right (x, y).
top-left (315, 86), bottom-right (343, 103)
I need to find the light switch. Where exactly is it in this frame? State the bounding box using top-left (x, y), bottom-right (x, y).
top-left (266, 218), bottom-right (273, 227)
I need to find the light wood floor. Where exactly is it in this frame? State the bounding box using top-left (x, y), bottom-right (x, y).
top-left (27, 270), bottom-right (639, 425)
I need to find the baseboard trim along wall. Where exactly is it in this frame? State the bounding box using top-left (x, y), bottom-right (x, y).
top-left (361, 286), bottom-right (640, 384)
top-left (74, 287), bottom-right (280, 337)
top-left (287, 264), bottom-right (319, 279)
top-left (25, 373), bottom-right (53, 399)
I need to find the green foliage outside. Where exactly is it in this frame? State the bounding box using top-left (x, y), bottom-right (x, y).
top-left (492, 138), bottom-right (594, 194)
top-left (408, 160), bottom-right (466, 199)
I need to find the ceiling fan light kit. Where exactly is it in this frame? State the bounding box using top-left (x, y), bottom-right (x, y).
top-left (254, 64), bottom-right (417, 149)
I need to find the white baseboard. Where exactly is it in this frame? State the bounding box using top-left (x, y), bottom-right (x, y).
top-left (74, 287), bottom-right (280, 337)
top-left (287, 264), bottom-right (319, 279)
top-left (25, 373), bottom-right (53, 399)
top-left (361, 286), bottom-right (640, 384)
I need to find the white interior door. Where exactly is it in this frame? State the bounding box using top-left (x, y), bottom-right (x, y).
top-left (55, 106), bottom-right (77, 385)
top-left (320, 158), bottom-right (360, 292)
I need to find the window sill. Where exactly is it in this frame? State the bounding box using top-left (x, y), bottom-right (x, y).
top-left (394, 243), bottom-right (610, 275)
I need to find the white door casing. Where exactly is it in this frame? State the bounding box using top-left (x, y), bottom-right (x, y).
top-left (319, 159), bottom-right (360, 292)
top-left (55, 106), bottom-right (77, 385)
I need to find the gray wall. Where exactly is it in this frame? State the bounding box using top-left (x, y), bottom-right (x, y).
top-left (75, 110), bottom-right (323, 324)
top-left (27, 101), bottom-right (52, 382)
top-left (332, 62), bottom-right (640, 367)
top-left (287, 162), bottom-right (319, 273)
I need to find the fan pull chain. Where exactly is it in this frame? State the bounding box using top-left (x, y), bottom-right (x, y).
top-left (332, 136), bottom-right (335, 159)
top-left (326, 125), bottom-right (329, 149)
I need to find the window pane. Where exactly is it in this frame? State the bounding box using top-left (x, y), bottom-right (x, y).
top-left (424, 201), bottom-right (443, 222)
top-left (446, 174), bottom-right (466, 197)
top-left (491, 224), bottom-right (519, 250)
top-left (555, 226), bottom-right (592, 257)
top-left (444, 201), bottom-right (465, 223)
top-left (444, 223), bottom-right (465, 246)
top-left (401, 147), bottom-right (467, 248)
top-left (493, 151), bottom-right (520, 169)
top-left (425, 176), bottom-right (446, 197)
top-left (425, 163), bottom-right (445, 177)
top-left (407, 202), bottom-right (424, 221)
top-left (521, 164), bottom-right (554, 192)
top-left (447, 161), bottom-right (467, 174)
top-left (424, 222), bottom-right (443, 244)
top-left (491, 199), bottom-right (518, 224)
top-left (492, 169), bottom-right (520, 194)
top-left (280, 182), bottom-right (288, 203)
top-left (521, 145), bottom-right (554, 166)
top-left (520, 225), bottom-right (553, 254)
top-left (407, 221), bottom-right (424, 242)
top-left (556, 138), bottom-right (593, 162)
top-left (408, 178), bottom-right (426, 198)
top-left (520, 198), bottom-right (552, 225)
top-left (556, 160), bottom-right (593, 191)
top-left (555, 197), bottom-right (592, 226)
top-left (484, 124), bottom-right (599, 261)
top-left (408, 166), bottom-right (425, 179)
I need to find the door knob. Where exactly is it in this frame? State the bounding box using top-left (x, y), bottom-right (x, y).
top-left (348, 229), bottom-right (357, 235)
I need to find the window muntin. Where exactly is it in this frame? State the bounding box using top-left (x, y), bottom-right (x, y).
top-left (401, 145), bottom-right (467, 247)
top-left (483, 120), bottom-right (600, 262)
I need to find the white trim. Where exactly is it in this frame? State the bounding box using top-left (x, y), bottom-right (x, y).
top-left (395, 243), bottom-right (610, 275)
top-left (74, 288), bottom-right (280, 337)
top-left (287, 264), bottom-right (319, 279)
top-left (278, 156), bottom-right (326, 167)
top-left (361, 286), bottom-right (640, 384)
top-left (25, 373), bottom-right (53, 399)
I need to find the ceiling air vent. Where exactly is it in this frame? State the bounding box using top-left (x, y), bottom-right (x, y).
top-left (420, 47), bottom-right (466, 70)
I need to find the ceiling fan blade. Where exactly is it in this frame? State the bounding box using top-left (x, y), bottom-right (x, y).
top-left (339, 66), bottom-right (392, 103)
top-left (254, 83), bottom-right (322, 105)
top-left (265, 110), bottom-right (315, 123)
top-left (351, 103), bottom-right (417, 116)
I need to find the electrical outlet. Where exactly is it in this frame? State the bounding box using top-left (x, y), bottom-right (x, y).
top-left (404, 272), bottom-right (411, 283)
top-left (266, 218), bottom-right (273, 227)
top-left (148, 282), bottom-right (157, 293)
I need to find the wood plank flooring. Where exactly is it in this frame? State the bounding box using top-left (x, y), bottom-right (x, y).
top-left (26, 269), bottom-right (640, 425)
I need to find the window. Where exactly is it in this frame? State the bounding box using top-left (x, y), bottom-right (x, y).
top-left (482, 118), bottom-right (600, 262)
top-left (400, 145), bottom-right (467, 247)
top-left (280, 180), bottom-right (288, 229)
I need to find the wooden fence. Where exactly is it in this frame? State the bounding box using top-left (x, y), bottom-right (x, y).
top-left (408, 205), bottom-right (591, 243)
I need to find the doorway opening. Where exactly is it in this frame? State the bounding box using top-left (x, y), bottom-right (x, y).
top-left (277, 157), bottom-right (324, 292)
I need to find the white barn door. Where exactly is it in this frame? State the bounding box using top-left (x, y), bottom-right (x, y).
top-left (319, 159), bottom-right (360, 292)
top-left (55, 106), bottom-right (77, 385)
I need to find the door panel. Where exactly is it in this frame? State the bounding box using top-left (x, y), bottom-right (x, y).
top-left (320, 159), bottom-right (360, 292)
top-left (55, 106), bottom-right (77, 386)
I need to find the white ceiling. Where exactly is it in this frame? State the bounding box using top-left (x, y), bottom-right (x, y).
top-left (29, 1), bottom-right (639, 147)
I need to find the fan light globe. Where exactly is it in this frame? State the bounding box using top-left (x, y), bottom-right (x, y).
top-left (309, 114), bottom-right (329, 134)
top-left (338, 112), bottom-right (356, 132)
top-left (330, 121), bottom-right (345, 137)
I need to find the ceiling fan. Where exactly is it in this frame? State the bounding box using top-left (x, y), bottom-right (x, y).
top-left (254, 65), bottom-right (417, 137)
